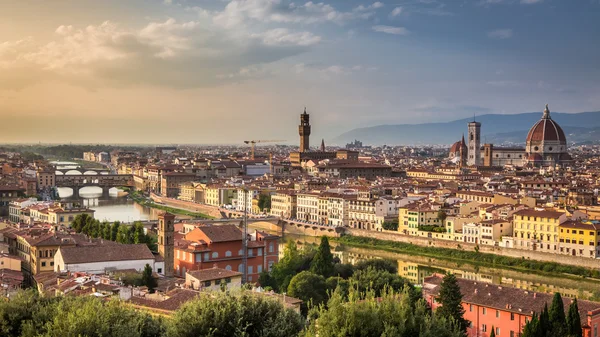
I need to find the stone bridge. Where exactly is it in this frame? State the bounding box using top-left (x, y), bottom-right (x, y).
top-left (55, 167), bottom-right (112, 175)
top-left (55, 174), bottom-right (134, 198)
top-left (213, 212), bottom-right (343, 237)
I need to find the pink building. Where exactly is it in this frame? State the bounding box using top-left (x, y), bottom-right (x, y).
top-left (423, 274), bottom-right (600, 337)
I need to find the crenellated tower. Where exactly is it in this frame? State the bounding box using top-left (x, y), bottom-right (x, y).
top-left (299, 107), bottom-right (311, 152)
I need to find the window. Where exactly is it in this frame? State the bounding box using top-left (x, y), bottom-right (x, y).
top-left (225, 277), bottom-right (231, 283)
top-left (226, 265), bottom-right (232, 271)
top-left (195, 254), bottom-right (202, 263)
top-left (482, 324), bottom-right (487, 332)
top-left (496, 310), bottom-right (500, 318)
top-left (496, 327), bottom-right (500, 335)
top-left (238, 264), bottom-right (244, 272)
top-left (470, 304), bottom-right (473, 312)
top-left (239, 249), bottom-right (243, 256)
top-left (212, 252), bottom-right (219, 258)
top-left (483, 308), bottom-right (486, 315)
top-left (215, 279), bottom-right (221, 285)
top-left (510, 313), bottom-right (515, 321)
top-left (248, 266), bottom-right (253, 274)
top-left (510, 331), bottom-right (515, 337)
top-left (258, 265), bottom-right (262, 273)
top-left (258, 248), bottom-right (263, 256)
top-left (225, 251), bottom-right (232, 257)
top-left (204, 252), bottom-right (209, 261)
top-left (50, 262), bottom-right (54, 266)
top-left (41, 262), bottom-right (46, 267)
top-left (269, 243), bottom-right (274, 253)
top-left (157, 268), bottom-right (162, 274)
top-left (204, 281), bottom-right (211, 287)
top-left (248, 249), bottom-right (253, 257)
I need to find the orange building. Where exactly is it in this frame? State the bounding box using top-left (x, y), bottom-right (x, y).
top-left (423, 274), bottom-right (600, 337)
top-left (173, 224), bottom-right (279, 283)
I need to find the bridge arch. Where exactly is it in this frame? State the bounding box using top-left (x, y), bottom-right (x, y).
top-left (64, 170), bottom-right (83, 175)
top-left (83, 170), bottom-right (99, 175)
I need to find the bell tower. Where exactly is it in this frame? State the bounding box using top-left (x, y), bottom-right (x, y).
top-left (299, 107), bottom-right (311, 152)
top-left (468, 120), bottom-right (481, 166)
top-left (158, 212), bottom-right (175, 277)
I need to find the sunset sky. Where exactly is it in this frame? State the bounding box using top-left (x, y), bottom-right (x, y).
top-left (1, 0), bottom-right (599, 144)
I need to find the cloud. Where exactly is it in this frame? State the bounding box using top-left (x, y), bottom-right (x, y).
top-left (213, 0), bottom-right (379, 28)
top-left (487, 29), bottom-right (513, 39)
top-left (253, 28), bottom-right (321, 46)
top-left (520, 0), bottom-right (543, 4)
top-left (390, 7), bottom-right (403, 17)
top-left (372, 25), bottom-right (409, 35)
top-left (0, 18), bottom-right (320, 89)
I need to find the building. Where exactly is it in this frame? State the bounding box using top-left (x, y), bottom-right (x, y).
top-left (297, 192), bottom-right (320, 223)
top-left (185, 268), bottom-right (242, 291)
top-left (289, 108), bottom-right (359, 167)
top-left (348, 191), bottom-right (380, 231)
top-left (160, 172), bottom-right (195, 198)
top-left (54, 244), bottom-right (162, 274)
top-left (468, 121), bottom-right (481, 166)
top-left (8, 198), bottom-right (38, 223)
top-left (270, 191), bottom-right (297, 219)
top-left (449, 135), bottom-right (467, 166)
top-left (326, 193), bottom-right (353, 227)
top-left (482, 144), bottom-right (526, 167)
top-left (158, 212), bottom-right (175, 277)
top-left (173, 225), bottom-right (279, 283)
top-left (512, 209), bottom-right (568, 252)
top-left (315, 162), bottom-right (392, 180)
top-left (36, 169), bottom-right (56, 189)
top-left (0, 186), bottom-right (26, 216)
top-left (423, 274), bottom-right (600, 337)
top-left (558, 220), bottom-right (600, 258)
top-left (525, 104), bottom-right (572, 167)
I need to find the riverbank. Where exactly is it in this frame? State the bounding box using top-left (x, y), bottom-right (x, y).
top-left (332, 235), bottom-right (600, 280)
top-left (128, 190), bottom-right (214, 219)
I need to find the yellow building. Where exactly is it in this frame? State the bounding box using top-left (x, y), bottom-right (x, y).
top-left (270, 191), bottom-right (297, 218)
top-left (398, 204), bottom-right (442, 236)
top-left (558, 220), bottom-right (600, 258)
top-left (512, 209), bottom-right (567, 253)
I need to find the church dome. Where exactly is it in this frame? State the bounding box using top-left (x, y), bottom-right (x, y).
top-left (449, 141), bottom-right (462, 154)
top-left (526, 104), bottom-right (566, 144)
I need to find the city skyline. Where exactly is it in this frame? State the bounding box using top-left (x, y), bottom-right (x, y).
top-left (1, 0), bottom-right (599, 144)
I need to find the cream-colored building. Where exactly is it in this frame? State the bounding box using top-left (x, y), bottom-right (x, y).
top-left (296, 192), bottom-right (320, 222)
top-left (270, 191), bottom-right (297, 219)
top-left (185, 268), bottom-right (242, 292)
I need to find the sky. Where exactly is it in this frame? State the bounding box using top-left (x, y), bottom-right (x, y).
top-left (0, 0), bottom-right (599, 145)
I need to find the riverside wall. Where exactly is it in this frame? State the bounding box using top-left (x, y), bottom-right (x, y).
top-left (345, 228), bottom-right (600, 270)
top-left (149, 193), bottom-right (223, 218)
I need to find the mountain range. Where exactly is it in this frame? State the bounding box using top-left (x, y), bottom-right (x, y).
top-left (333, 111), bottom-right (600, 146)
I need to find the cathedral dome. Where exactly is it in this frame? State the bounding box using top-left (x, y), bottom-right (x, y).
top-left (449, 141), bottom-right (463, 154)
top-left (526, 104), bottom-right (566, 144)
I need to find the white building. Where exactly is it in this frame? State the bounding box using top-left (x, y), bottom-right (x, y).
top-left (8, 198), bottom-right (38, 223)
top-left (54, 244), bottom-right (163, 274)
top-left (235, 188), bottom-right (260, 212)
top-left (297, 192), bottom-right (320, 222)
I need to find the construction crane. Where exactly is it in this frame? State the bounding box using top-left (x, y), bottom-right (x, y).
top-left (244, 140), bottom-right (285, 160)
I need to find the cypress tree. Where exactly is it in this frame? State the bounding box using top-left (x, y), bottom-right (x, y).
top-left (567, 299), bottom-right (583, 337)
top-left (549, 293), bottom-right (566, 337)
top-left (539, 303), bottom-right (550, 336)
top-left (490, 326), bottom-right (496, 337)
top-left (141, 264), bottom-right (157, 293)
top-left (310, 236), bottom-right (334, 278)
top-left (435, 273), bottom-right (468, 333)
top-left (521, 314), bottom-right (540, 337)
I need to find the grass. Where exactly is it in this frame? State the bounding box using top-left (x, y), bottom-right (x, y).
top-left (331, 235), bottom-right (600, 280)
top-left (128, 189), bottom-right (214, 219)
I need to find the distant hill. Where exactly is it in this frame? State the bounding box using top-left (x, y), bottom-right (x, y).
top-left (333, 111), bottom-right (600, 145)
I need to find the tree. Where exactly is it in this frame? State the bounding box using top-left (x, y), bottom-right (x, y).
top-left (435, 273), bottom-right (468, 333)
top-left (437, 210), bottom-right (448, 223)
top-left (351, 267), bottom-right (419, 303)
top-left (287, 271), bottom-right (327, 313)
top-left (549, 292), bottom-right (567, 337)
top-left (566, 299), bottom-right (583, 337)
top-left (490, 326), bottom-right (496, 337)
top-left (269, 240), bottom-right (304, 292)
top-left (141, 264), bottom-right (157, 293)
top-left (167, 291), bottom-right (304, 337)
top-left (310, 237), bottom-right (334, 278)
top-left (539, 303), bottom-right (550, 335)
top-left (354, 258), bottom-right (397, 274)
top-left (382, 219), bottom-right (399, 231)
top-left (303, 286), bottom-right (464, 337)
top-left (521, 314), bottom-right (540, 337)
top-left (257, 194), bottom-right (271, 212)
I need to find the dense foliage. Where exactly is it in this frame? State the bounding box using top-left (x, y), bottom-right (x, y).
top-left (166, 291), bottom-right (304, 337)
top-left (0, 291), bottom-right (164, 337)
top-left (521, 293), bottom-right (583, 337)
top-left (0, 290), bottom-right (304, 337)
top-left (382, 219), bottom-right (399, 231)
top-left (303, 286), bottom-right (464, 337)
top-left (259, 237), bottom-right (420, 315)
top-left (142, 264), bottom-right (158, 293)
top-left (71, 214), bottom-right (157, 251)
top-left (258, 194), bottom-right (271, 212)
top-left (334, 235), bottom-right (600, 279)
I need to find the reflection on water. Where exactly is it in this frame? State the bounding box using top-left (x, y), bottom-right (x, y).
top-left (276, 233), bottom-right (600, 301)
top-left (57, 186), bottom-right (163, 223)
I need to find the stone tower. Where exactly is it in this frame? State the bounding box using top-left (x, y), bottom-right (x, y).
top-left (299, 107), bottom-right (311, 152)
top-left (157, 212), bottom-right (175, 277)
top-left (468, 120), bottom-right (481, 166)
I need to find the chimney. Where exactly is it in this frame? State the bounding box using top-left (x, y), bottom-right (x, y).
top-left (474, 289), bottom-right (478, 294)
top-left (533, 293), bottom-right (537, 299)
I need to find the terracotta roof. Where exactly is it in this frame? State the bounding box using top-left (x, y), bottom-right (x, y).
top-left (526, 107), bottom-right (566, 143)
top-left (424, 275), bottom-right (600, 325)
top-left (58, 244), bottom-right (154, 264)
top-left (513, 209), bottom-right (564, 219)
top-left (186, 268), bottom-right (242, 282)
top-left (197, 225), bottom-right (242, 243)
top-left (559, 220), bottom-right (600, 231)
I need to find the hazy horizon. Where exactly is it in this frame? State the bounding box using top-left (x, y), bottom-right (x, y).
top-left (1, 0), bottom-right (599, 144)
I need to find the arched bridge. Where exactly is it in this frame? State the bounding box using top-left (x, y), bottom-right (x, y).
top-left (55, 167), bottom-right (112, 175)
top-left (55, 174), bottom-right (134, 198)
